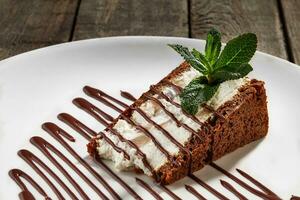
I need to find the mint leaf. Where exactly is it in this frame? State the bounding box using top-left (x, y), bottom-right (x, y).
top-left (214, 33), bottom-right (257, 70)
top-left (168, 29), bottom-right (257, 115)
top-left (180, 77), bottom-right (219, 115)
top-left (168, 44), bottom-right (206, 73)
top-left (205, 28), bottom-right (221, 65)
top-left (212, 63), bottom-right (253, 82)
top-left (191, 48), bottom-right (211, 74)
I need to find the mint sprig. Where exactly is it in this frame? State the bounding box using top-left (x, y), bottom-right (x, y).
top-left (169, 29), bottom-right (257, 115)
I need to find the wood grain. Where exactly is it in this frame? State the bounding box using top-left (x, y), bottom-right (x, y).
top-left (0, 0), bottom-right (78, 60)
top-left (280, 0), bottom-right (300, 64)
top-left (73, 0), bottom-right (188, 40)
top-left (190, 0), bottom-right (287, 59)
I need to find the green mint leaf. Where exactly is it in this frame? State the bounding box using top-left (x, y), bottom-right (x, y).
top-left (191, 48), bottom-right (211, 74)
top-left (180, 77), bottom-right (219, 115)
top-left (169, 30), bottom-right (257, 115)
top-left (168, 44), bottom-right (206, 73)
top-left (212, 63), bottom-right (253, 82)
top-left (214, 33), bottom-right (257, 70)
top-left (205, 28), bottom-right (221, 65)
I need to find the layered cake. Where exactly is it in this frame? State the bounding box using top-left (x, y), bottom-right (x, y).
top-left (87, 61), bottom-right (268, 184)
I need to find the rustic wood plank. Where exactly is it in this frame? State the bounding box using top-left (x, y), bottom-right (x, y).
top-left (0, 0), bottom-right (79, 60)
top-left (280, 0), bottom-right (300, 64)
top-left (73, 0), bottom-right (188, 40)
top-left (190, 0), bottom-right (287, 59)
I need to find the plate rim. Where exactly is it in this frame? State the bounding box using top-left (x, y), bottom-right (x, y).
top-left (0, 36), bottom-right (298, 70)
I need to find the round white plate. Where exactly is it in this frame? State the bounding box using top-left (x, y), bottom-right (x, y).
top-left (0, 37), bottom-right (299, 200)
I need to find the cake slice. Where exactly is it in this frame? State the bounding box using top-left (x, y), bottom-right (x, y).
top-left (88, 29), bottom-right (269, 184)
top-left (87, 61), bottom-right (268, 184)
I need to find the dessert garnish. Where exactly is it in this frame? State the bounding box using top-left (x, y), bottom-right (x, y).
top-left (169, 28), bottom-right (257, 114)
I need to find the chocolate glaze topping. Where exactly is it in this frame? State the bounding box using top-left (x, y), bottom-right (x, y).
top-left (8, 86), bottom-right (294, 200)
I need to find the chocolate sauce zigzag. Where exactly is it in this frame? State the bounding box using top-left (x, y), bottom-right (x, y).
top-left (135, 178), bottom-right (163, 200)
top-left (73, 97), bottom-right (154, 174)
top-left (158, 184), bottom-right (182, 200)
top-left (220, 180), bottom-right (247, 200)
top-left (185, 184), bottom-right (207, 200)
top-left (83, 87), bottom-right (284, 199)
top-left (42, 122), bottom-right (119, 200)
top-left (210, 163), bottom-right (280, 200)
top-left (57, 113), bottom-right (142, 200)
top-left (8, 86), bottom-right (297, 200)
top-left (18, 149), bottom-right (79, 200)
top-left (84, 86), bottom-right (173, 162)
top-left (9, 169), bottom-right (51, 200)
top-left (189, 174), bottom-right (230, 200)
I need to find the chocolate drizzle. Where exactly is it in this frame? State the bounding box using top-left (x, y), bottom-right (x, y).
top-left (9, 169), bottom-right (51, 200)
top-left (189, 174), bottom-right (230, 200)
top-left (134, 106), bottom-right (192, 170)
top-left (84, 86), bottom-right (172, 161)
top-left (84, 86), bottom-right (129, 109)
top-left (8, 85), bottom-right (293, 200)
top-left (58, 113), bottom-right (142, 199)
top-left (210, 163), bottom-right (280, 200)
top-left (185, 184), bottom-right (207, 200)
top-left (236, 168), bottom-right (278, 197)
top-left (73, 98), bottom-right (113, 125)
top-left (158, 185), bottom-right (182, 200)
top-left (93, 155), bottom-right (142, 200)
top-left (161, 80), bottom-right (183, 93)
top-left (30, 136), bottom-right (100, 200)
top-left (73, 97), bottom-right (154, 173)
top-left (136, 178), bottom-right (163, 200)
top-left (291, 196), bottom-right (300, 200)
top-left (120, 90), bottom-right (137, 101)
top-left (18, 149), bottom-right (76, 199)
top-left (143, 94), bottom-right (202, 140)
top-left (160, 81), bottom-right (225, 120)
top-left (149, 85), bottom-right (204, 127)
top-left (220, 180), bottom-right (247, 200)
top-left (41, 123), bottom-right (116, 200)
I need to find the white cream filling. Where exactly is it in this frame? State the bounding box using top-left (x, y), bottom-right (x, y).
top-left (96, 67), bottom-right (249, 175)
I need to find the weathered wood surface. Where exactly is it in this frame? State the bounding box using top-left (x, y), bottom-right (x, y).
top-left (0, 0), bottom-right (79, 60)
top-left (190, 0), bottom-right (287, 60)
top-left (1, 0), bottom-right (300, 64)
top-left (280, 0), bottom-right (300, 64)
top-left (72, 0), bottom-right (189, 40)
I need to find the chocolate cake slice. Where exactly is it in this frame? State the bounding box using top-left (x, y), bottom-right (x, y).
top-left (87, 62), bottom-right (268, 184)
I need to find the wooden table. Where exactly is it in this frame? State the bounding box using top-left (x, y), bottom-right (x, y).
top-left (1, 0), bottom-right (299, 64)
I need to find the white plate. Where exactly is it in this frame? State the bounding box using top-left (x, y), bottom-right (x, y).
top-left (0, 36), bottom-right (299, 200)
